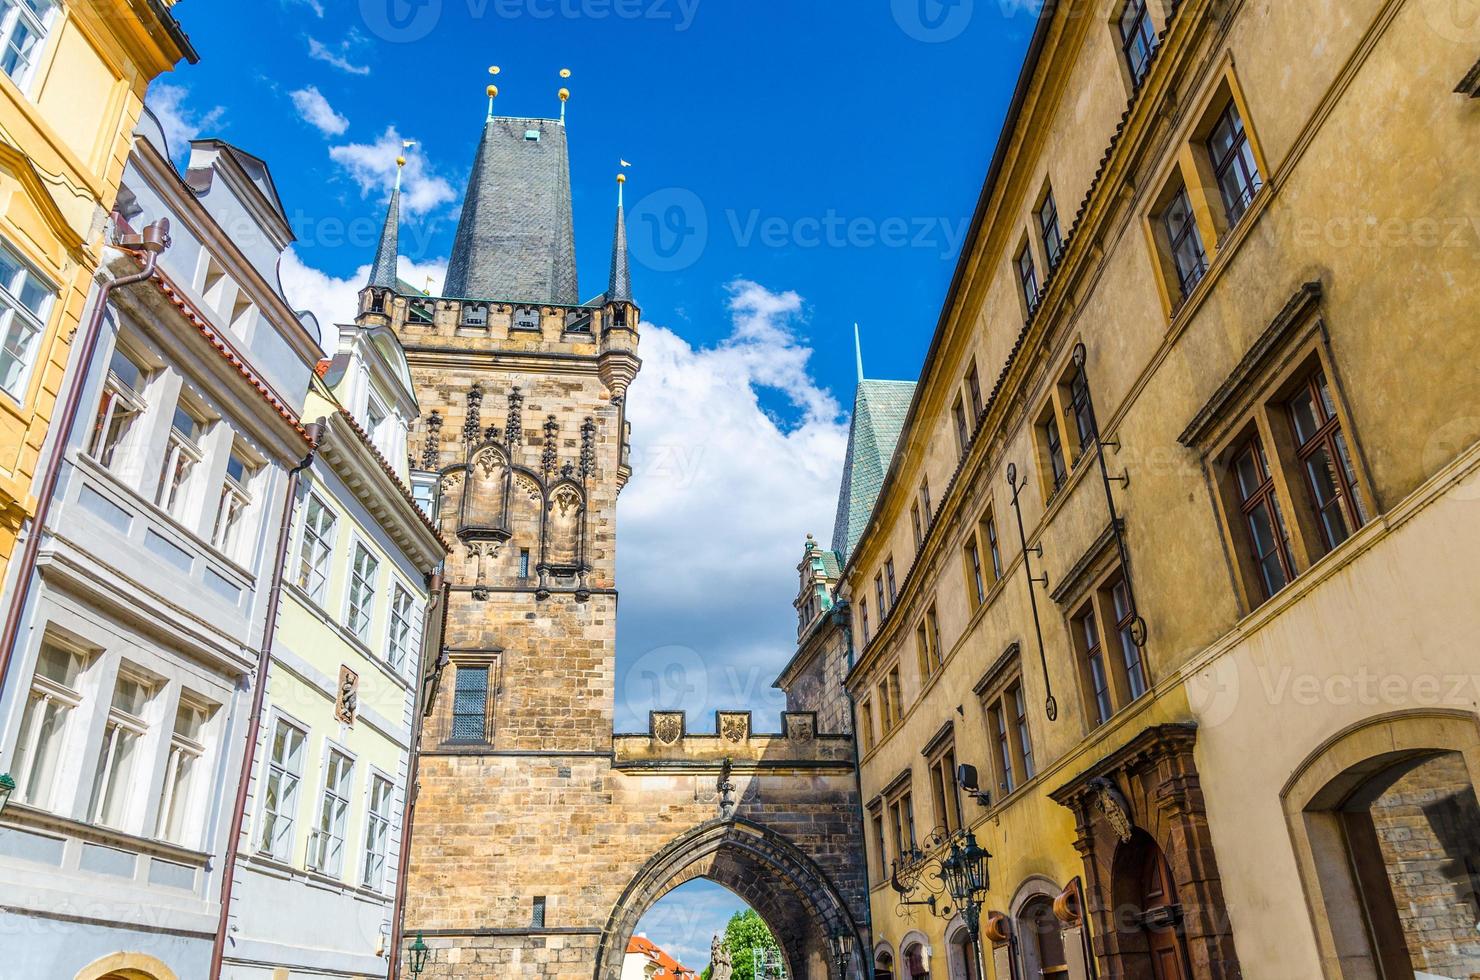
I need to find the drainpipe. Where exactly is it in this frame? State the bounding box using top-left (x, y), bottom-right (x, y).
top-left (388, 569), bottom-right (448, 979)
top-left (0, 219), bottom-right (171, 699)
top-left (209, 420), bottom-right (323, 979)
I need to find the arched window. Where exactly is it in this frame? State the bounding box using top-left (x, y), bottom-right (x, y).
top-left (874, 948), bottom-right (895, 980)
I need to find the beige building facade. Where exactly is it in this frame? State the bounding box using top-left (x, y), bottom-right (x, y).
top-left (841, 1), bottom-right (1480, 979)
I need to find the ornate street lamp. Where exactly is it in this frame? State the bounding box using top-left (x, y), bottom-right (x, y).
top-left (892, 827), bottom-right (992, 980)
top-left (408, 932), bottom-right (430, 977)
top-left (828, 930), bottom-right (855, 979)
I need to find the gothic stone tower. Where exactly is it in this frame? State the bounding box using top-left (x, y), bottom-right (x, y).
top-left (370, 92), bottom-right (867, 980)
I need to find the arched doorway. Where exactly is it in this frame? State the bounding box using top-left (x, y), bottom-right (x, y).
top-left (75, 953), bottom-right (178, 980)
top-left (874, 946), bottom-right (896, 980)
top-left (944, 918), bottom-right (978, 980)
top-left (1112, 831), bottom-right (1191, 980)
top-left (593, 818), bottom-right (864, 980)
top-left (902, 938), bottom-right (930, 979)
top-left (1017, 893), bottom-right (1068, 978)
top-left (1286, 725), bottom-right (1480, 980)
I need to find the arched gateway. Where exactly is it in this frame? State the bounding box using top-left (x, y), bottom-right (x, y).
top-left (594, 814), bottom-right (863, 980)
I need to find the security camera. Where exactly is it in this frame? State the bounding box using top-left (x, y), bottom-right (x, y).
top-left (956, 763), bottom-right (992, 806)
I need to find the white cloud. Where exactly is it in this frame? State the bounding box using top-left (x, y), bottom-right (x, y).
top-left (329, 126), bottom-right (456, 216)
top-left (615, 281), bottom-right (849, 732)
top-left (284, 0), bottom-right (325, 15)
top-left (146, 83), bottom-right (225, 161)
top-left (307, 34), bottom-right (370, 75)
top-left (289, 85), bottom-right (349, 137)
top-left (278, 248), bottom-right (446, 350)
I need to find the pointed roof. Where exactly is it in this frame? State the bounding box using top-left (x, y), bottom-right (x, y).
top-left (368, 184), bottom-right (400, 289)
top-left (831, 378), bottom-right (917, 562)
top-left (607, 187), bottom-right (631, 304)
top-left (443, 116), bottom-right (578, 305)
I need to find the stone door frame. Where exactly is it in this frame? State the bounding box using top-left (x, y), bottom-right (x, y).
top-left (1049, 723), bottom-right (1242, 980)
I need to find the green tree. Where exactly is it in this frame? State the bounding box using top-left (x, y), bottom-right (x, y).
top-left (717, 908), bottom-right (782, 980)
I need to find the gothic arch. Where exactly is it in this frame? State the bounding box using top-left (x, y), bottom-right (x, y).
top-left (592, 818), bottom-right (863, 980)
top-left (543, 477), bottom-right (586, 570)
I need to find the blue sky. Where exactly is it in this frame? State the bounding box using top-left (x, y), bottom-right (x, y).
top-left (151, 0), bottom-right (1035, 962)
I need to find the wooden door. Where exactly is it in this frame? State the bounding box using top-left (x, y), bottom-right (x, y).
top-left (1140, 844), bottom-right (1188, 980)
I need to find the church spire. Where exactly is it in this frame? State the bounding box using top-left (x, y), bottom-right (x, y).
top-left (854, 323), bottom-right (865, 383)
top-left (367, 153), bottom-right (405, 290)
top-left (607, 173), bottom-right (631, 304)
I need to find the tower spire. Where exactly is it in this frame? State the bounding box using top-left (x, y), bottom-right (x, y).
top-left (558, 68), bottom-right (571, 126)
top-left (367, 151), bottom-right (406, 290)
top-left (854, 323), bottom-right (865, 383)
top-left (607, 172), bottom-right (631, 304)
top-left (487, 65), bottom-right (500, 119)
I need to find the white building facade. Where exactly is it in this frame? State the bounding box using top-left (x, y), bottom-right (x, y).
top-left (0, 112), bottom-right (320, 979)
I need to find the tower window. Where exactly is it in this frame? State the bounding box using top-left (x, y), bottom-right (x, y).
top-left (524, 130), bottom-right (541, 142)
top-left (532, 895), bottom-right (547, 927)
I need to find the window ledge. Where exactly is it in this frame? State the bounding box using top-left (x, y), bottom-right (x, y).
top-left (0, 802), bottom-right (210, 867)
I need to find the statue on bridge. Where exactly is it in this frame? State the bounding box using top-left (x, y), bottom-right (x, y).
top-left (710, 933), bottom-right (733, 980)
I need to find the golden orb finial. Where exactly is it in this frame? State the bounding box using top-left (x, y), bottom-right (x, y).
top-left (616, 173), bottom-right (626, 184)
top-left (559, 87), bottom-right (570, 101)
top-left (487, 84), bottom-right (498, 98)
top-left (396, 155), bottom-right (407, 167)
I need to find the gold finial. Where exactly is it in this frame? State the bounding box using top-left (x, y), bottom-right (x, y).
top-left (560, 68), bottom-right (572, 78)
top-left (558, 70), bottom-right (571, 125)
top-left (489, 65), bottom-right (501, 76)
top-left (616, 173), bottom-right (626, 184)
top-left (396, 155), bottom-right (407, 167)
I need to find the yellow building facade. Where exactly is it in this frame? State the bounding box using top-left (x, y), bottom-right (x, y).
top-left (843, 1), bottom-right (1479, 979)
top-left (0, 0), bottom-right (192, 577)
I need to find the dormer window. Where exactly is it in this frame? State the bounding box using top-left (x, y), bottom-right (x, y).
top-left (365, 392), bottom-right (391, 456)
top-left (523, 129), bottom-right (541, 142)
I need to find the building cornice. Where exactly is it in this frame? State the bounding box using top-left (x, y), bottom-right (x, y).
top-left (313, 406), bottom-right (448, 569)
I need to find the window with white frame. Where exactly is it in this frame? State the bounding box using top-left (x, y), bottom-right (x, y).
top-left (294, 494), bottom-right (337, 602)
top-left (157, 402), bottom-right (208, 519)
top-left (156, 698), bottom-right (210, 846)
top-left (0, 241), bottom-right (53, 400)
top-left (89, 346), bottom-right (149, 471)
top-left (365, 392), bottom-right (390, 455)
top-left (88, 668), bottom-right (155, 829)
top-left (257, 716), bottom-right (306, 860)
top-left (310, 749), bottom-right (353, 876)
top-left (0, 0), bottom-right (59, 91)
top-left (12, 637), bottom-right (86, 809)
top-left (387, 583), bottom-right (417, 671)
top-left (362, 773), bottom-right (393, 890)
top-left (346, 542), bottom-right (379, 641)
top-left (212, 447), bottom-right (256, 558)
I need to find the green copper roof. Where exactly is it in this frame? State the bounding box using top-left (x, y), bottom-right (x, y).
top-left (831, 379), bottom-right (917, 562)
